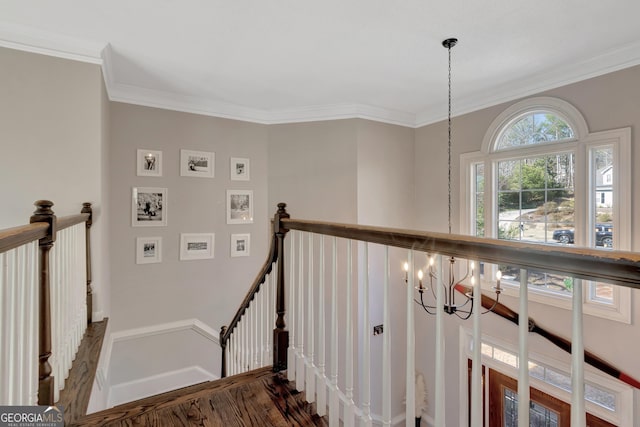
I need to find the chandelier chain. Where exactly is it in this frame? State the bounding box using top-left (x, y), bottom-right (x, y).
top-left (447, 43), bottom-right (452, 235)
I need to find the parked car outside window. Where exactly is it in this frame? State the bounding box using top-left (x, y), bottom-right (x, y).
top-left (552, 224), bottom-right (613, 247)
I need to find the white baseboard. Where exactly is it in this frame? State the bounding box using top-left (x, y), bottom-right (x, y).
top-left (107, 365), bottom-right (217, 407)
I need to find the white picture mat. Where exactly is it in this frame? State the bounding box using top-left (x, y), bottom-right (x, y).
top-left (132, 187), bottom-right (167, 227)
top-left (226, 190), bottom-right (253, 224)
top-left (136, 237), bottom-right (162, 264)
top-left (180, 233), bottom-right (215, 260)
top-left (230, 157), bottom-right (250, 181)
top-left (180, 149), bottom-right (215, 178)
top-left (230, 233), bottom-right (250, 257)
top-left (137, 149), bottom-right (163, 177)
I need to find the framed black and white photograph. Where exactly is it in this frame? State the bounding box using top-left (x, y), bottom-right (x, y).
top-left (136, 237), bottom-right (162, 264)
top-left (180, 149), bottom-right (214, 178)
top-left (230, 233), bottom-right (250, 257)
top-left (136, 149), bottom-right (163, 177)
top-left (132, 187), bottom-right (167, 227)
top-left (226, 190), bottom-right (253, 224)
top-left (230, 157), bottom-right (250, 181)
top-left (180, 233), bottom-right (215, 260)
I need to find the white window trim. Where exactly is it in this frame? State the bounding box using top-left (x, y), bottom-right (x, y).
top-left (458, 326), bottom-right (634, 427)
top-left (460, 97), bottom-right (631, 323)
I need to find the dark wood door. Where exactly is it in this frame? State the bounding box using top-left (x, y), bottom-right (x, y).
top-left (487, 368), bottom-right (616, 427)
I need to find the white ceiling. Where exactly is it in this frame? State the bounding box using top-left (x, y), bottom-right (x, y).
top-left (2, 1), bottom-right (640, 127)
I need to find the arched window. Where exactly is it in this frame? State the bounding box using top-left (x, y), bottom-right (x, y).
top-left (461, 97), bottom-right (631, 322)
top-left (496, 111), bottom-right (574, 150)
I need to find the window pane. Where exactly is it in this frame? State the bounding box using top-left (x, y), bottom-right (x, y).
top-left (497, 112), bottom-right (574, 150)
top-left (503, 388), bottom-right (559, 427)
top-left (589, 146), bottom-right (615, 305)
top-left (497, 155), bottom-right (575, 246)
top-left (498, 266), bottom-right (573, 296)
top-left (592, 146), bottom-right (613, 249)
top-left (474, 163), bottom-right (485, 237)
top-left (591, 283), bottom-right (613, 303)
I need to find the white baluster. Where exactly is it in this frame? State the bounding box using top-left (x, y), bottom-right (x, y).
top-left (242, 317), bottom-right (248, 372)
top-left (328, 236), bottom-right (340, 426)
top-left (361, 242), bottom-right (372, 427)
top-left (435, 254), bottom-right (445, 426)
top-left (470, 260), bottom-right (482, 427)
top-left (382, 246), bottom-right (391, 427)
top-left (263, 277), bottom-right (267, 368)
top-left (344, 239), bottom-right (355, 427)
top-left (288, 232), bottom-right (296, 382)
top-left (296, 231), bottom-right (305, 389)
top-left (17, 245), bottom-right (29, 402)
top-left (27, 243), bottom-right (38, 405)
top-left (7, 249), bottom-right (19, 404)
top-left (227, 335), bottom-right (233, 376)
top-left (268, 262), bottom-right (276, 367)
top-left (571, 278), bottom-right (585, 426)
top-left (230, 334), bottom-right (236, 376)
top-left (306, 233), bottom-right (316, 403)
top-left (0, 252), bottom-right (7, 404)
top-left (405, 250), bottom-right (415, 427)
top-left (316, 236), bottom-right (327, 417)
top-left (253, 299), bottom-right (259, 370)
top-left (518, 269), bottom-right (530, 427)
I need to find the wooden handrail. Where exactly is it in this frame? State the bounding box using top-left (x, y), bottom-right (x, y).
top-left (0, 222), bottom-right (49, 253)
top-left (281, 218), bottom-right (640, 289)
top-left (57, 213), bottom-right (90, 231)
top-left (0, 212), bottom-right (90, 254)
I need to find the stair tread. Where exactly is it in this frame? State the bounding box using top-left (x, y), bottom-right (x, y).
top-left (56, 319), bottom-right (109, 425)
top-left (73, 367), bottom-right (326, 426)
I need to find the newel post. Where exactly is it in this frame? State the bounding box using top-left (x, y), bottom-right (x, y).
top-left (273, 203), bottom-right (290, 372)
top-left (81, 202), bottom-right (93, 324)
top-left (30, 200), bottom-right (57, 405)
top-left (219, 326), bottom-right (228, 378)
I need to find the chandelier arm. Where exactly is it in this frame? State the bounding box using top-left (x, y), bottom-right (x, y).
top-left (415, 294), bottom-right (438, 315)
top-left (419, 291), bottom-right (438, 310)
top-left (456, 296), bottom-right (473, 310)
top-left (454, 306), bottom-right (474, 320)
top-left (481, 292), bottom-right (501, 314)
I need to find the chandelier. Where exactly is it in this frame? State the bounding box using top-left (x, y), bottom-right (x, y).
top-left (404, 38), bottom-right (502, 320)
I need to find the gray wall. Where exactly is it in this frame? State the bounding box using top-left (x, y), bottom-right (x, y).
top-left (0, 46), bottom-right (110, 321)
top-left (109, 103), bottom-right (270, 332)
top-left (355, 120), bottom-right (415, 417)
top-left (268, 119), bottom-right (358, 222)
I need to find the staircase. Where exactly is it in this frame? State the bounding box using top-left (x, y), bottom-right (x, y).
top-left (72, 367), bottom-right (327, 426)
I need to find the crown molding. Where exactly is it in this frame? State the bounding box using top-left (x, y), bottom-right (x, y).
top-left (107, 81), bottom-right (418, 127)
top-left (415, 39), bottom-right (640, 128)
top-left (3, 23), bottom-right (640, 129)
top-left (0, 22), bottom-right (106, 65)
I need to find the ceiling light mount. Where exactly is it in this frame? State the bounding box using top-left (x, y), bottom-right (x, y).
top-left (442, 38), bottom-right (458, 49)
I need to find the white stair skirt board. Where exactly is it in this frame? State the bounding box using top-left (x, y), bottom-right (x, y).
top-left (108, 365), bottom-right (217, 407)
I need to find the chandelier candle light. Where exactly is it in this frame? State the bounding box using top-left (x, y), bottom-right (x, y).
top-left (404, 38), bottom-right (502, 319)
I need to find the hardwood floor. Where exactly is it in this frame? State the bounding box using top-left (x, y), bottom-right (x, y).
top-left (56, 319), bottom-right (108, 425)
top-left (72, 367), bottom-right (327, 427)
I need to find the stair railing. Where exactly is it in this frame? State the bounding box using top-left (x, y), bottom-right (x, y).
top-left (0, 200), bottom-right (93, 405)
top-left (219, 203), bottom-right (289, 377)
top-left (223, 203), bottom-right (640, 427)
